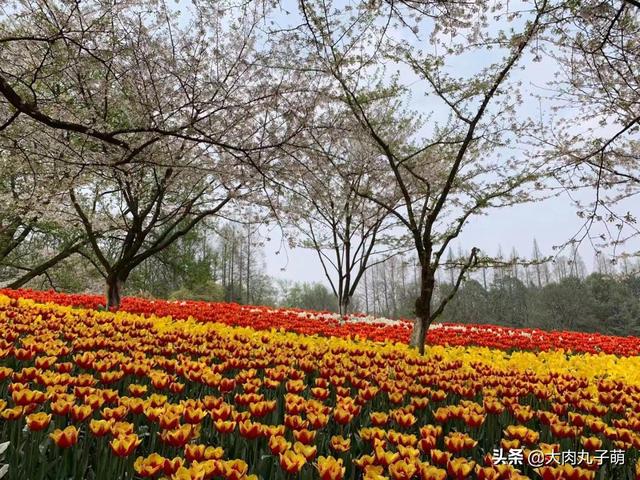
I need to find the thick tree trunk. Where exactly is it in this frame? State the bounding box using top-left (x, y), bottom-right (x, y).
top-left (106, 275), bottom-right (125, 310)
top-left (409, 269), bottom-right (435, 355)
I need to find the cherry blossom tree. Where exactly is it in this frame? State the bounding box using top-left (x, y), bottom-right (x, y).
top-left (0, 123), bottom-right (86, 288)
top-left (290, 0), bottom-right (554, 353)
top-left (536, 0), bottom-right (639, 254)
top-left (0, 0), bottom-right (314, 306)
top-left (0, 0), bottom-right (310, 164)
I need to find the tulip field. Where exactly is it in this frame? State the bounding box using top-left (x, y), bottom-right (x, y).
top-left (1, 291), bottom-right (640, 480)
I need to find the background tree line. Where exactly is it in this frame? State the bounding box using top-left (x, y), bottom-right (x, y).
top-left (360, 242), bottom-right (640, 336)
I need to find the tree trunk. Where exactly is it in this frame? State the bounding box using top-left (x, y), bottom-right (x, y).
top-left (339, 296), bottom-right (350, 318)
top-left (364, 268), bottom-right (369, 313)
top-left (409, 269), bottom-right (435, 355)
top-left (106, 275), bottom-right (125, 310)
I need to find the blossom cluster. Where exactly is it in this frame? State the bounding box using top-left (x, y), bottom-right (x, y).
top-left (0, 293), bottom-right (640, 479)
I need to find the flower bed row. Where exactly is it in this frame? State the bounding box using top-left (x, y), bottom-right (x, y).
top-left (1, 288), bottom-right (640, 356)
top-left (1, 295), bottom-right (640, 479)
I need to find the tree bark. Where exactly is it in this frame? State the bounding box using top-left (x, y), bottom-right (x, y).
top-left (106, 275), bottom-right (125, 310)
top-left (409, 268), bottom-right (434, 355)
top-left (339, 295), bottom-right (351, 317)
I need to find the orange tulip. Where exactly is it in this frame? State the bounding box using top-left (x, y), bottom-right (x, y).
top-left (160, 424), bottom-right (193, 447)
top-left (238, 419), bottom-right (262, 439)
top-left (214, 419), bottom-right (236, 434)
top-left (550, 422), bottom-right (582, 439)
top-left (110, 433), bottom-right (142, 457)
top-left (419, 464), bottom-right (447, 480)
top-left (169, 382), bottom-right (185, 394)
top-left (316, 456), bottom-right (345, 480)
top-left (202, 395), bottom-right (223, 410)
top-left (333, 406), bottom-right (353, 425)
top-left (360, 427), bottom-right (386, 444)
top-left (447, 458), bottom-right (476, 479)
top-left (159, 411), bottom-right (181, 430)
top-left (219, 378), bottom-right (235, 393)
top-left (504, 425), bottom-right (539, 444)
top-left (329, 435), bottom-right (351, 453)
top-left (393, 411), bottom-right (417, 428)
top-left (50, 426), bottom-right (79, 448)
top-left (444, 432), bottom-right (477, 453)
top-left (12, 388), bottom-right (46, 406)
top-left (26, 412), bottom-right (52, 431)
top-left (462, 412), bottom-right (486, 428)
top-left (580, 436), bottom-right (603, 451)
top-left (248, 400), bottom-right (276, 418)
top-left (311, 387), bottom-right (330, 400)
top-left (183, 407), bottom-right (207, 424)
top-left (294, 441), bottom-right (317, 461)
top-left (171, 465), bottom-right (206, 480)
top-left (0, 367), bottom-right (12, 382)
top-left (263, 424), bottom-right (286, 437)
top-left (102, 405), bottom-right (128, 421)
top-left (429, 449), bottom-right (451, 466)
top-left (83, 394), bottom-right (104, 410)
top-left (1, 406), bottom-right (24, 421)
top-left (134, 453), bottom-right (166, 477)
top-left (433, 407), bottom-right (450, 423)
top-left (501, 438), bottom-right (521, 450)
top-left (232, 411), bottom-right (251, 423)
top-left (370, 412), bottom-right (389, 426)
top-left (389, 459), bottom-right (418, 480)
top-left (279, 450), bottom-right (306, 474)
top-left (362, 465), bottom-right (387, 480)
top-left (373, 446), bottom-right (399, 467)
top-left (284, 414), bottom-right (308, 430)
top-left (418, 435), bottom-right (437, 453)
top-left (293, 428), bottom-right (317, 444)
top-left (475, 466), bottom-right (501, 480)
top-left (419, 424), bottom-right (443, 438)
top-left (268, 435), bottom-right (291, 455)
top-left (307, 411), bottom-right (329, 428)
top-left (222, 459), bottom-right (250, 480)
top-left (163, 457), bottom-right (185, 476)
top-left (354, 454), bottom-right (376, 470)
top-left (397, 444), bottom-right (420, 459)
top-left (211, 404), bottom-right (232, 421)
top-left (50, 399), bottom-right (73, 416)
top-left (184, 444), bottom-right (224, 462)
top-left (70, 404), bottom-right (93, 422)
top-left (128, 384), bottom-right (148, 397)
top-left (537, 466), bottom-right (572, 480)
